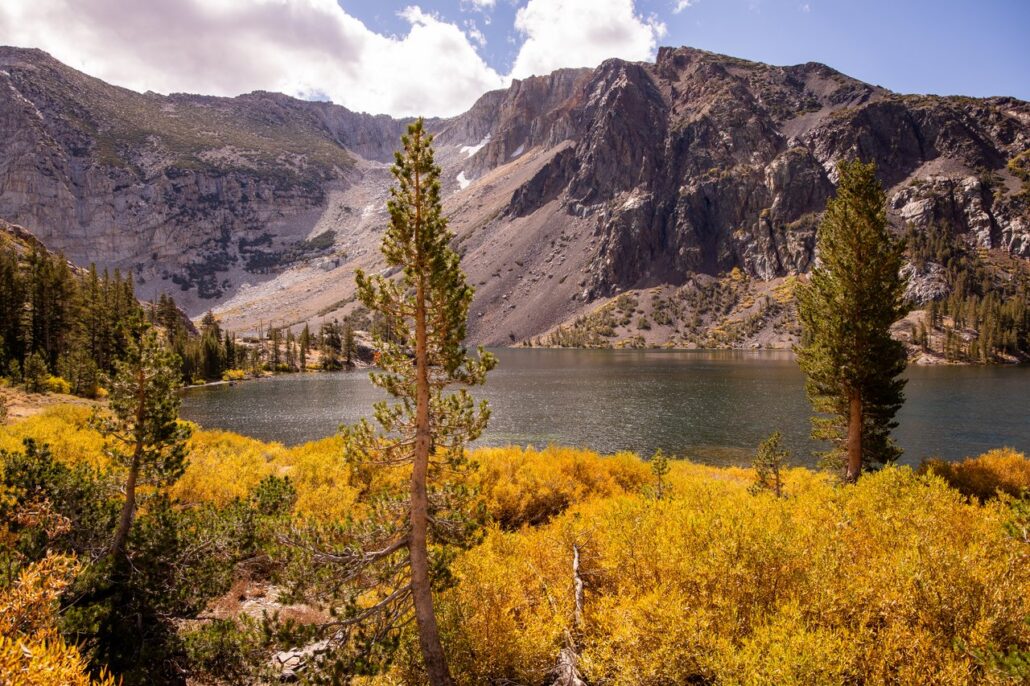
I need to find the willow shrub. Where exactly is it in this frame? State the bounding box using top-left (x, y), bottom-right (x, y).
top-left (0, 406), bottom-right (106, 470)
top-left (434, 466), bottom-right (1030, 686)
top-left (472, 445), bottom-right (651, 529)
top-left (4, 411), bottom-right (1028, 684)
top-left (919, 448), bottom-right (1030, 501)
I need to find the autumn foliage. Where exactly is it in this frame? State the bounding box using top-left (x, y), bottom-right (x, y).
top-left (2, 407), bottom-right (1029, 684)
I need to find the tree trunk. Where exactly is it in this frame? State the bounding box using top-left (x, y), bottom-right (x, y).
top-left (111, 455), bottom-right (139, 559)
top-left (410, 168), bottom-right (454, 686)
top-left (845, 393), bottom-right (863, 483)
top-left (112, 367), bottom-right (147, 559)
top-left (551, 544), bottom-right (586, 686)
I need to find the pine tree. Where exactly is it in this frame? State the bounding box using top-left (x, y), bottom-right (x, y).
top-left (299, 324), bottom-right (310, 370)
top-left (268, 326), bottom-right (282, 371)
top-left (285, 330), bottom-right (297, 371)
top-left (343, 319), bottom-right (356, 368)
top-left (650, 449), bottom-right (670, 500)
top-left (750, 431), bottom-right (789, 497)
top-left (320, 320), bottom-right (342, 370)
top-left (22, 351), bottom-right (49, 393)
top-left (337, 119), bottom-right (495, 683)
top-left (796, 160), bottom-right (909, 482)
top-left (93, 326), bottom-right (191, 559)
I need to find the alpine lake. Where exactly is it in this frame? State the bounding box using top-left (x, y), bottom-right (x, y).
top-left (180, 348), bottom-right (1029, 467)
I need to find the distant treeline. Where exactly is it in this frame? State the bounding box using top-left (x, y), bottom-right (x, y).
top-left (0, 239), bottom-right (383, 395)
top-left (908, 224), bottom-right (1029, 361)
top-left (1, 242), bottom-right (141, 396)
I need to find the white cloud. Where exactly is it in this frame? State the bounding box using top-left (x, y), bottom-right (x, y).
top-left (0, 0), bottom-right (505, 117)
top-left (673, 0), bottom-right (697, 13)
top-left (0, 0), bottom-right (671, 117)
top-left (511, 0), bottom-right (666, 79)
top-left (463, 19), bottom-right (488, 47)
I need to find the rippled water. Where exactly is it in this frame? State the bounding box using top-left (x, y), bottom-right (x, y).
top-left (180, 349), bottom-right (1029, 466)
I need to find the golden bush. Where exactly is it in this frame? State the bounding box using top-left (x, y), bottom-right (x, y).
top-left (0, 406), bottom-right (107, 470)
top-left (171, 430), bottom-right (283, 506)
top-left (3, 410), bottom-right (1028, 684)
top-left (473, 446), bottom-right (650, 529)
top-left (439, 467), bottom-right (1030, 686)
top-left (919, 448), bottom-right (1030, 501)
top-left (0, 555), bottom-right (115, 686)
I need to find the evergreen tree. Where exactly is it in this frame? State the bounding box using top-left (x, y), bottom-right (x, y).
top-left (93, 326), bottom-right (191, 560)
top-left (299, 324), bottom-right (310, 370)
top-left (343, 319), bottom-right (356, 368)
top-left (22, 351), bottom-right (49, 393)
top-left (333, 119), bottom-right (495, 683)
top-left (796, 160), bottom-right (909, 482)
top-left (198, 312), bottom-right (223, 381)
top-left (59, 347), bottom-right (101, 398)
top-left (223, 331), bottom-right (237, 371)
top-left (268, 326), bottom-right (282, 371)
top-left (650, 449), bottom-right (670, 500)
top-left (750, 432), bottom-right (789, 497)
top-left (0, 247), bottom-right (25, 364)
top-left (320, 320), bottom-right (342, 370)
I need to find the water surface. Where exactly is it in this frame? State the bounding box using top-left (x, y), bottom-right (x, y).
top-left (181, 349), bottom-right (1029, 466)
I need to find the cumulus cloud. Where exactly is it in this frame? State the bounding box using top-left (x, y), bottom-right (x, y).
top-left (673, 0), bottom-right (697, 13)
top-left (0, 0), bottom-right (505, 117)
top-left (511, 0), bottom-right (666, 79)
top-left (0, 0), bottom-right (669, 116)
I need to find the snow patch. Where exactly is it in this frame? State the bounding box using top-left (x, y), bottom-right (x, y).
top-left (456, 171), bottom-right (471, 190)
top-left (460, 134), bottom-right (491, 158)
top-left (510, 143), bottom-right (525, 158)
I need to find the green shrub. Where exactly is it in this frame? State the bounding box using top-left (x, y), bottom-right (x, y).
top-left (22, 353), bottom-right (49, 394)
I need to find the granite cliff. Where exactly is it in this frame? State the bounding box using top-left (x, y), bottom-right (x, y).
top-left (0, 45), bottom-right (1026, 351)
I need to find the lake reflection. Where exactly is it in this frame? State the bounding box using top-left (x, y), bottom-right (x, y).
top-left (181, 349), bottom-right (1029, 467)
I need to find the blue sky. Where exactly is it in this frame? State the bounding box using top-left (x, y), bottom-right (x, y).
top-left (1, 0), bottom-right (1027, 116)
top-left (344, 0), bottom-right (1030, 99)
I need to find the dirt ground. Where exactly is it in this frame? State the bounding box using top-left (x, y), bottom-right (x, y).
top-left (0, 386), bottom-right (100, 424)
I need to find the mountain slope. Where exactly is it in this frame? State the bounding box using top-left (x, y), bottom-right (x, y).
top-left (0, 45), bottom-right (1027, 354)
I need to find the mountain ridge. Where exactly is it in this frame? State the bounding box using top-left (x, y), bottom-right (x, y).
top-left (0, 44), bottom-right (1026, 355)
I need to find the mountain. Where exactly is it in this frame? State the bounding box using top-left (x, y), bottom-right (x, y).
top-left (0, 45), bottom-right (1027, 354)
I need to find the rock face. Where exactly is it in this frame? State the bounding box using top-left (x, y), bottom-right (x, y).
top-left (0, 47), bottom-right (411, 310)
top-left (0, 45), bottom-right (1027, 345)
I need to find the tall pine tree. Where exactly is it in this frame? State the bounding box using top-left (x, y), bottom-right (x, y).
top-left (334, 119), bottom-right (495, 684)
top-left (796, 160), bottom-right (909, 482)
top-left (94, 326), bottom-right (191, 559)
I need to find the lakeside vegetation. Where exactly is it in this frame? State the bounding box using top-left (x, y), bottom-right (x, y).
top-left (1, 406), bottom-right (1029, 684)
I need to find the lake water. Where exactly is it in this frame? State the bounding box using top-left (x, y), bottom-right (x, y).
top-left (180, 349), bottom-right (1029, 467)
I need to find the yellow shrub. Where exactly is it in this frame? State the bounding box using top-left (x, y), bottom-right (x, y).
top-left (0, 406), bottom-right (107, 470)
top-left (919, 448), bottom-right (1030, 501)
top-left (0, 555), bottom-right (115, 686)
top-left (439, 467), bottom-right (1030, 685)
top-left (438, 525), bottom-right (571, 684)
top-left (221, 369), bottom-right (248, 381)
top-left (472, 445), bottom-right (650, 529)
top-left (172, 430), bottom-right (284, 506)
top-left (278, 436), bottom-right (359, 522)
top-left (44, 376), bottom-right (72, 395)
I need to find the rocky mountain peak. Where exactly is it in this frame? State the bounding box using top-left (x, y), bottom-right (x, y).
top-left (0, 45), bottom-right (1025, 349)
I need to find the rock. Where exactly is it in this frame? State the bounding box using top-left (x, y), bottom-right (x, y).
top-left (0, 44), bottom-right (1027, 349)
